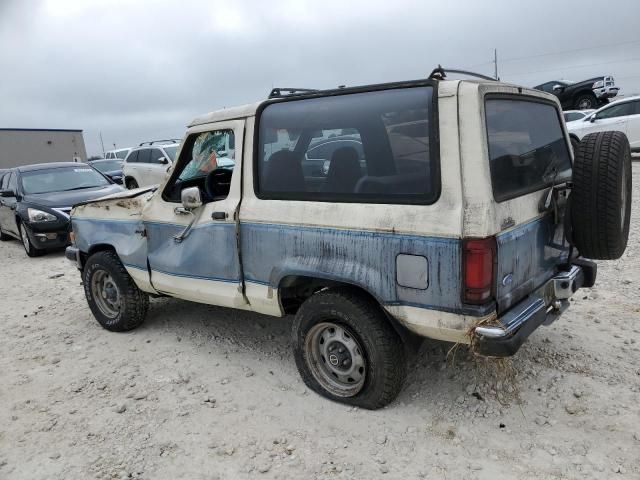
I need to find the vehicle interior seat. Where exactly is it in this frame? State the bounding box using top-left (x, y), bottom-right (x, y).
top-left (263, 150), bottom-right (305, 192)
top-left (323, 147), bottom-right (362, 193)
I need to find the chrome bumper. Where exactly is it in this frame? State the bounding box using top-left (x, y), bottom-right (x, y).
top-left (474, 261), bottom-right (595, 356)
top-left (65, 245), bottom-right (82, 269)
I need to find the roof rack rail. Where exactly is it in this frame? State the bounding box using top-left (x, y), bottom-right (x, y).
top-left (268, 87), bottom-right (319, 99)
top-left (139, 139), bottom-right (180, 146)
top-left (428, 65), bottom-right (497, 82)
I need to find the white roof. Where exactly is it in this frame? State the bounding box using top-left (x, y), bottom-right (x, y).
top-left (189, 102), bottom-right (261, 127)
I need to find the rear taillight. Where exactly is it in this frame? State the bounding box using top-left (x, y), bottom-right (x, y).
top-left (462, 237), bottom-right (496, 304)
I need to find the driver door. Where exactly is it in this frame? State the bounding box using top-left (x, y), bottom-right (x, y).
top-left (141, 119), bottom-right (248, 309)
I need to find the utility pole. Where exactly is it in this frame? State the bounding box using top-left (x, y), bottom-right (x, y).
top-left (99, 131), bottom-right (105, 157)
top-left (494, 48), bottom-right (499, 80)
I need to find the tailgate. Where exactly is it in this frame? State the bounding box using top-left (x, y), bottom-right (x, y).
top-left (483, 96), bottom-right (574, 313)
top-left (495, 212), bottom-right (569, 312)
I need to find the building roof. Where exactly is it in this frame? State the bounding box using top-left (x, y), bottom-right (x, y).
top-left (0, 128), bottom-right (83, 133)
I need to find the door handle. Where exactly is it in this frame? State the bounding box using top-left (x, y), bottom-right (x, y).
top-left (211, 211), bottom-right (227, 220)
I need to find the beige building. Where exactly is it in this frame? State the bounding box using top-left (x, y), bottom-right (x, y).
top-left (0, 128), bottom-right (87, 169)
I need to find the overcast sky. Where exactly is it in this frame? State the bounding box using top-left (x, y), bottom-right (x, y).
top-left (1, 0), bottom-right (639, 156)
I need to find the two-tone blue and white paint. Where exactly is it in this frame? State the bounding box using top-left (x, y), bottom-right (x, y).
top-left (70, 82), bottom-right (571, 345)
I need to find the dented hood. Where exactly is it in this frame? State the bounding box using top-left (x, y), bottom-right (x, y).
top-left (72, 186), bottom-right (156, 208)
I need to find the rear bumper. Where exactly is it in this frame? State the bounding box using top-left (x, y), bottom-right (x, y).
top-left (473, 260), bottom-right (596, 357)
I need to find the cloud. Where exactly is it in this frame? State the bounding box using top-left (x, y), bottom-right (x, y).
top-left (1, 0), bottom-right (639, 155)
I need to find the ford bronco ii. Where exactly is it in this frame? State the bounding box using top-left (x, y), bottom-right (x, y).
top-left (66, 69), bottom-right (632, 409)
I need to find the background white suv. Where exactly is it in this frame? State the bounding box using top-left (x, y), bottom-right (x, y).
top-left (568, 96), bottom-right (640, 152)
top-left (104, 147), bottom-right (132, 160)
top-left (122, 141), bottom-right (179, 189)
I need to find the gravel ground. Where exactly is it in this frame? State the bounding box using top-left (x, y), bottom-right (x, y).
top-left (1, 165), bottom-right (639, 480)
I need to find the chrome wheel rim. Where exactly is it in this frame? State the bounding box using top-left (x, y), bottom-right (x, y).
top-left (20, 224), bottom-right (30, 251)
top-left (305, 322), bottom-right (366, 397)
top-left (90, 270), bottom-right (121, 318)
top-left (578, 98), bottom-right (592, 109)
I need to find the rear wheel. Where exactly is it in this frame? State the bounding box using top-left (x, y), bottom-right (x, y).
top-left (292, 288), bottom-right (406, 409)
top-left (574, 93), bottom-right (598, 110)
top-left (19, 222), bottom-right (44, 257)
top-left (571, 130), bottom-right (631, 260)
top-left (83, 250), bottom-right (149, 331)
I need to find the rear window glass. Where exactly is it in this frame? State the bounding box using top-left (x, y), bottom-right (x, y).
top-left (256, 86), bottom-right (438, 204)
top-left (485, 98), bottom-right (572, 202)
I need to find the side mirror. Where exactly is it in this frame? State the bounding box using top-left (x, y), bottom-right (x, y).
top-left (158, 156), bottom-right (169, 165)
top-left (552, 84), bottom-right (564, 93)
top-left (180, 186), bottom-right (202, 210)
top-left (590, 115), bottom-right (597, 123)
top-left (0, 189), bottom-right (15, 198)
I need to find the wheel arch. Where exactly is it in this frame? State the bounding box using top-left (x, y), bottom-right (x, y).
top-left (277, 274), bottom-right (420, 347)
top-left (80, 243), bottom-right (118, 268)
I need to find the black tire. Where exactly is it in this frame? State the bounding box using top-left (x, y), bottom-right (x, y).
top-left (292, 287), bottom-right (406, 409)
top-left (18, 222), bottom-right (44, 257)
top-left (574, 93), bottom-right (598, 110)
top-left (570, 136), bottom-right (580, 154)
top-left (571, 131), bottom-right (632, 260)
top-left (126, 178), bottom-right (139, 189)
top-left (83, 250), bottom-right (149, 331)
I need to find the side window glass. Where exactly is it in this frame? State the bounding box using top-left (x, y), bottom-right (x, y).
top-left (7, 173), bottom-right (17, 191)
top-left (257, 87), bottom-right (436, 204)
top-left (596, 103), bottom-right (633, 120)
top-left (162, 129), bottom-right (235, 203)
top-left (178, 130), bottom-right (235, 182)
top-left (1, 172), bottom-right (10, 189)
top-left (126, 151), bottom-right (139, 163)
top-left (137, 149), bottom-right (150, 164)
top-left (149, 148), bottom-right (166, 164)
top-left (116, 150), bottom-right (128, 159)
top-left (302, 132), bottom-right (365, 186)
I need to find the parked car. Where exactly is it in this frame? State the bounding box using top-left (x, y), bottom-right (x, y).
top-left (563, 109), bottom-right (594, 123)
top-left (0, 162), bottom-right (123, 256)
top-left (104, 148), bottom-right (132, 160)
top-left (66, 74), bottom-right (631, 409)
top-left (567, 96), bottom-right (640, 152)
top-left (89, 158), bottom-right (124, 184)
top-left (122, 141), bottom-right (180, 189)
top-left (534, 75), bottom-right (619, 110)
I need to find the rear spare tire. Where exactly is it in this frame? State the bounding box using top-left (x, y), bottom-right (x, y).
top-left (571, 130), bottom-right (631, 260)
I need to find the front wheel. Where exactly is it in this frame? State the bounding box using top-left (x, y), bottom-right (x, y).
top-left (574, 93), bottom-right (597, 110)
top-left (83, 250), bottom-right (149, 331)
top-left (125, 178), bottom-right (139, 189)
top-left (292, 288), bottom-right (406, 409)
top-left (19, 222), bottom-right (44, 257)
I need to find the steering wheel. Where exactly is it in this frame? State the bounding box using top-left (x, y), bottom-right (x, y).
top-left (205, 168), bottom-right (232, 200)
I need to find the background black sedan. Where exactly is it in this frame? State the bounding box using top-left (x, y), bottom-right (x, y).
top-left (0, 162), bottom-right (123, 256)
top-left (89, 158), bottom-right (124, 184)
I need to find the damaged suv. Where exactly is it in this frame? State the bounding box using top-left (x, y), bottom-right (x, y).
top-left (66, 69), bottom-right (632, 409)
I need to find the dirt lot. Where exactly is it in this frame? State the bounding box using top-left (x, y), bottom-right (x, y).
top-left (0, 165), bottom-right (639, 480)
